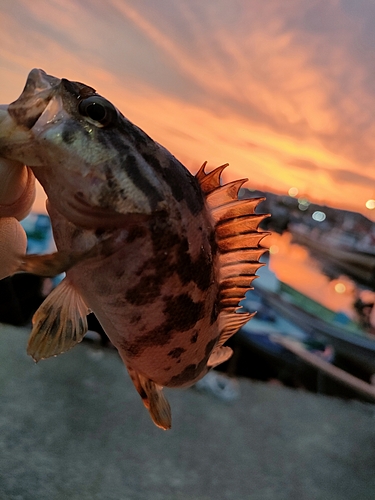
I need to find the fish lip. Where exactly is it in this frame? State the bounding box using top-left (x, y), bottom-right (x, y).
top-left (8, 69), bottom-right (61, 130)
top-left (31, 94), bottom-right (70, 137)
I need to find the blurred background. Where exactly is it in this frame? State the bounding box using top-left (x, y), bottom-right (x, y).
top-left (1, 0), bottom-right (375, 219)
top-left (1, 2), bottom-right (375, 499)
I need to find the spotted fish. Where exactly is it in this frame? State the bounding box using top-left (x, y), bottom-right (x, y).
top-left (0, 69), bottom-right (267, 429)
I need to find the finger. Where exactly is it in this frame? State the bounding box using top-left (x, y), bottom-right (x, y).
top-left (0, 217), bottom-right (27, 280)
top-left (0, 159), bottom-right (36, 220)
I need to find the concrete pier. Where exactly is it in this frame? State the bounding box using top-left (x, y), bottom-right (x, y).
top-left (1, 324), bottom-right (374, 500)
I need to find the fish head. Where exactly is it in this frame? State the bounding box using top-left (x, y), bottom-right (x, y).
top-left (0, 69), bottom-right (168, 228)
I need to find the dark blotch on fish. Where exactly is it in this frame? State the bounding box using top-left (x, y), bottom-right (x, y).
top-left (163, 294), bottom-right (204, 333)
top-left (61, 120), bottom-right (85, 145)
top-left (142, 153), bottom-right (204, 215)
top-left (168, 347), bottom-right (186, 359)
top-left (167, 157), bottom-right (205, 215)
top-left (141, 154), bottom-right (165, 183)
top-left (94, 228), bottom-right (107, 239)
top-left (176, 238), bottom-right (213, 291)
top-left (186, 175), bottom-right (206, 215)
top-left (61, 127), bottom-right (75, 145)
top-left (125, 274), bottom-right (163, 306)
top-left (205, 338), bottom-right (217, 357)
top-left (130, 314), bottom-right (142, 324)
top-left (190, 331), bottom-right (198, 344)
top-left (167, 339), bottom-right (217, 387)
top-left (168, 358), bottom-right (207, 387)
top-left (125, 222), bottom-right (180, 306)
top-left (210, 301), bottom-right (219, 325)
top-left (49, 306), bottom-right (62, 337)
top-left (96, 128), bottom-right (131, 155)
top-left (142, 221), bottom-right (179, 276)
top-left (126, 226), bottom-right (147, 243)
top-left (208, 228), bottom-right (218, 257)
top-left (61, 79), bottom-right (96, 99)
top-left (122, 155), bottom-right (163, 210)
top-left (104, 164), bottom-right (120, 191)
top-left (65, 319), bottom-right (74, 339)
top-left (149, 218), bottom-right (179, 254)
top-left (120, 293), bottom-right (204, 357)
top-left (166, 158), bottom-right (184, 202)
top-left (119, 120), bottom-right (152, 148)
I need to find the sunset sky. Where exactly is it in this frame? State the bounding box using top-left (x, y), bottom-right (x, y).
top-left (1, 0), bottom-right (375, 219)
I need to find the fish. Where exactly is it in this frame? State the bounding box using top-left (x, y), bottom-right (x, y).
top-left (0, 69), bottom-right (268, 429)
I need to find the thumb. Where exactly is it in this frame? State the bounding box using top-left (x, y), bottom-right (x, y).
top-left (0, 217), bottom-right (27, 280)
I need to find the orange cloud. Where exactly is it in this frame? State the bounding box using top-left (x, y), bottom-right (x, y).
top-left (1, 0), bottom-right (375, 220)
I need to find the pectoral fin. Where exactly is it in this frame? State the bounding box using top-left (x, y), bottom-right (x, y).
top-left (17, 235), bottom-right (121, 277)
top-left (127, 366), bottom-right (171, 430)
top-left (28, 278), bottom-right (90, 361)
top-left (18, 249), bottom-right (93, 277)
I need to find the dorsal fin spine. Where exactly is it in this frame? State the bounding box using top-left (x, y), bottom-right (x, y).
top-left (197, 162), bottom-right (229, 194)
top-left (206, 179), bottom-right (248, 206)
top-left (211, 198), bottom-right (266, 222)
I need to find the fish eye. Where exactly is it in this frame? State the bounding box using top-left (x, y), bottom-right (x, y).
top-left (78, 96), bottom-right (117, 127)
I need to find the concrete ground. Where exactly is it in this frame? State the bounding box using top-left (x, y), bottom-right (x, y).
top-left (1, 324), bottom-right (375, 500)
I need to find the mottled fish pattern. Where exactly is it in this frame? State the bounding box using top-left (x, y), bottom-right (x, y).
top-left (0, 69), bottom-right (268, 429)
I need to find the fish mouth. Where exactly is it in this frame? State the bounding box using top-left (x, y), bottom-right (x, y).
top-left (0, 69), bottom-right (66, 166)
top-left (8, 69), bottom-right (61, 130)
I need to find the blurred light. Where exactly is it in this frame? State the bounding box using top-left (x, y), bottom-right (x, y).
top-left (365, 199), bottom-right (375, 210)
top-left (288, 187), bottom-right (299, 197)
top-left (269, 245), bottom-right (279, 254)
top-left (298, 197), bottom-right (310, 206)
top-left (298, 203), bottom-right (309, 211)
top-left (312, 210), bottom-right (326, 222)
top-left (334, 283), bottom-right (346, 294)
top-left (298, 197), bottom-right (309, 211)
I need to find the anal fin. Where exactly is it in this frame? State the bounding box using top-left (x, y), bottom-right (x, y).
top-left (207, 346), bottom-right (233, 368)
top-left (28, 278), bottom-right (90, 361)
top-left (127, 366), bottom-right (171, 430)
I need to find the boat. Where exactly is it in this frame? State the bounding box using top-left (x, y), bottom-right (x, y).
top-left (221, 288), bottom-right (332, 390)
top-left (253, 264), bottom-right (375, 377)
top-left (289, 223), bottom-right (375, 287)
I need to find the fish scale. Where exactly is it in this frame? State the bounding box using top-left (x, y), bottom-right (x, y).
top-left (0, 69), bottom-right (268, 429)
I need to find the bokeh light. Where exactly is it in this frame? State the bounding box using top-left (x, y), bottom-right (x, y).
top-left (334, 283), bottom-right (346, 294)
top-left (288, 187), bottom-right (299, 197)
top-left (312, 211), bottom-right (326, 222)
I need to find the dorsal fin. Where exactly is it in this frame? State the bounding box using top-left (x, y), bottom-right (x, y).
top-left (211, 198), bottom-right (265, 223)
top-left (196, 162), bottom-right (269, 347)
top-left (196, 162), bottom-right (229, 194)
top-left (206, 178), bottom-right (248, 207)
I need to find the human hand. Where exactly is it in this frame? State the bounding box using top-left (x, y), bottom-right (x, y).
top-left (0, 157), bottom-right (36, 279)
